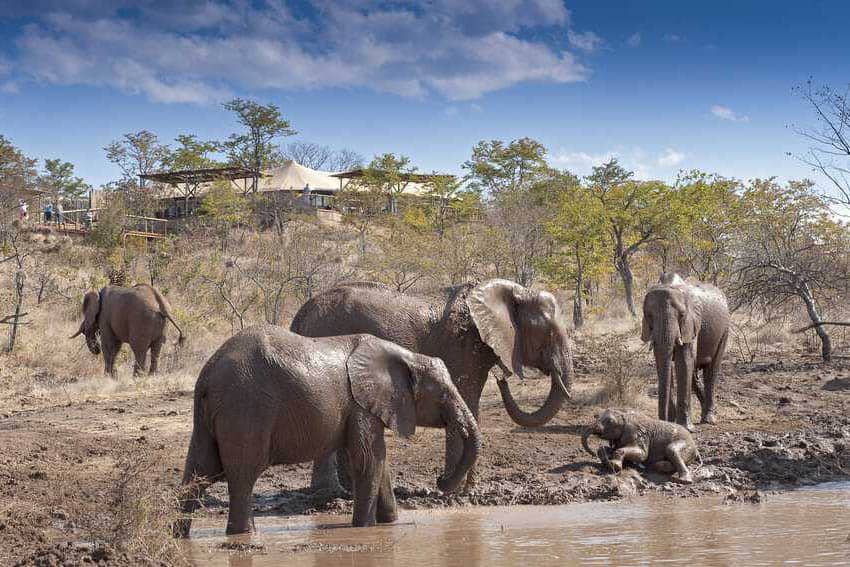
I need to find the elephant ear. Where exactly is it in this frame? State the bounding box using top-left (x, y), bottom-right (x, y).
top-left (467, 279), bottom-right (525, 378)
top-left (82, 290), bottom-right (101, 332)
top-left (347, 336), bottom-right (417, 438)
top-left (677, 300), bottom-right (699, 345)
top-left (641, 314), bottom-right (652, 342)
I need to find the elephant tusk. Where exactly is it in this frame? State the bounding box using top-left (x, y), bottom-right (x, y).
top-left (69, 329), bottom-right (82, 339)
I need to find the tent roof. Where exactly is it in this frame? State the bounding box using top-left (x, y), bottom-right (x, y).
top-left (258, 160), bottom-right (344, 193)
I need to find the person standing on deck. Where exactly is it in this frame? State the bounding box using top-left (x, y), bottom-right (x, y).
top-left (18, 200), bottom-right (28, 222)
top-left (44, 202), bottom-right (53, 224)
top-left (55, 201), bottom-right (64, 227)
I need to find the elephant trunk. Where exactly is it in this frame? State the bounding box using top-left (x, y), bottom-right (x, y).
top-left (654, 343), bottom-right (674, 421)
top-left (581, 424), bottom-right (604, 457)
top-left (498, 351), bottom-right (572, 428)
top-left (437, 406), bottom-right (481, 493)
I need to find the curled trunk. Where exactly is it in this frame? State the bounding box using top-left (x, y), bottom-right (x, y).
top-left (437, 415), bottom-right (481, 493)
top-left (581, 429), bottom-right (600, 457)
top-left (497, 350), bottom-right (573, 428)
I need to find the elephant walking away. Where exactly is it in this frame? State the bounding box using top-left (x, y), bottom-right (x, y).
top-left (173, 326), bottom-right (480, 536)
top-left (70, 284), bottom-right (185, 376)
top-left (642, 273), bottom-right (730, 430)
top-left (581, 408), bottom-right (701, 484)
top-left (290, 279), bottom-right (574, 490)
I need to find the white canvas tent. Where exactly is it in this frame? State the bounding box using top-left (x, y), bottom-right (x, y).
top-left (257, 160), bottom-right (347, 193)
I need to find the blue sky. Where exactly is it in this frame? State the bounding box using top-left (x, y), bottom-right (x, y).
top-left (0, 0), bottom-right (847, 188)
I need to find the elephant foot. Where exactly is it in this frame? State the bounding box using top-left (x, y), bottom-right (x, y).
top-left (677, 417), bottom-right (695, 432)
top-left (701, 412), bottom-right (717, 425)
top-left (376, 509), bottom-right (398, 524)
top-left (671, 471), bottom-right (693, 485)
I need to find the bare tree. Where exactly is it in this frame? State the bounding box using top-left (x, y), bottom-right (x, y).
top-left (730, 179), bottom-right (849, 361)
top-left (794, 80), bottom-right (850, 207)
top-left (283, 141), bottom-right (364, 172)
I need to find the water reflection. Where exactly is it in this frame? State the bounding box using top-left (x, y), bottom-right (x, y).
top-left (184, 483), bottom-right (850, 566)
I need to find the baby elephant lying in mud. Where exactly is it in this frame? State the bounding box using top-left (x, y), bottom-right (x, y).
top-left (582, 409), bottom-right (701, 484)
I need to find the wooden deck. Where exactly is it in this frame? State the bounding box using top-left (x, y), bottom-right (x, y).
top-left (36, 210), bottom-right (168, 241)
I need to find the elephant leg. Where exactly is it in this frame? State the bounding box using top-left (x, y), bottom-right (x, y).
top-left (666, 440), bottom-right (694, 484)
top-left (310, 452), bottom-right (345, 493)
top-left (131, 344), bottom-right (148, 376)
top-left (347, 416), bottom-right (386, 528)
top-left (692, 368), bottom-right (705, 408)
top-left (651, 460), bottom-right (676, 474)
top-left (674, 344), bottom-right (695, 431)
top-left (173, 436), bottom-right (224, 537)
top-left (610, 445), bottom-right (648, 472)
top-left (701, 332), bottom-right (727, 424)
top-left (149, 338), bottom-right (164, 374)
top-left (225, 474), bottom-right (259, 535)
top-left (375, 464), bottom-right (398, 524)
top-left (657, 358), bottom-right (673, 422)
top-left (103, 343), bottom-right (121, 377)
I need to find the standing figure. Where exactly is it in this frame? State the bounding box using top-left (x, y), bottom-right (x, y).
top-left (641, 273), bottom-right (730, 430)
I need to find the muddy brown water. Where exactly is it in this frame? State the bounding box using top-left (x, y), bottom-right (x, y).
top-left (184, 482), bottom-right (850, 566)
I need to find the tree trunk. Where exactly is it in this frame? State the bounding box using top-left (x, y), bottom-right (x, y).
top-left (7, 271), bottom-right (24, 352)
top-left (573, 251), bottom-right (584, 329)
top-left (616, 255), bottom-right (637, 317)
top-left (800, 283), bottom-right (832, 362)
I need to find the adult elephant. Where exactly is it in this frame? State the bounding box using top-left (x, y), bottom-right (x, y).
top-left (290, 279), bottom-right (574, 490)
top-left (70, 284), bottom-right (185, 376)
top-left (641, 273), bottom-right (730, 430)
top-left (173, 326), bottom-right (480, 536)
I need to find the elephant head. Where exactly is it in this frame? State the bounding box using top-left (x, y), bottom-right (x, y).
top-left (642, 282), bottom-right (698, 421)
top-left (581, 408), bottom-right (628, 456)
top-left (468, 279), bottom-right (573, 427)
top-left (347, 336), bottom-right (480, 493)
top-left (70, 290), bottom-right (102, 355)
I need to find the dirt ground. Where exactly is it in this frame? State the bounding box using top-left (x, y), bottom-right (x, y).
top-left (1, 338), bottom-right (849, 565)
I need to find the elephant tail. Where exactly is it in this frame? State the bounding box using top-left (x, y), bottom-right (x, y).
top-left (175, 384), bottom-right (222, 538)
top-left (150, 287), bottom-right (186, 345)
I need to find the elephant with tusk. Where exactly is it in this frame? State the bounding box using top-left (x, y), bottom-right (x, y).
top-left (582, 408), bottom-right (701, 484)
top-left (71, 284), bottom-right (185, 376)
top-left (290, 279), bottom-right (574, 491)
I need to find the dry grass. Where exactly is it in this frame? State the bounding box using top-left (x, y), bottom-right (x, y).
top-left (57, 448), bottom-right (188, 565)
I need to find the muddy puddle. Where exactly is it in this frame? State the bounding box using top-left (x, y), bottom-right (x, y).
top-left (184, 482), bottom-right (850, 566)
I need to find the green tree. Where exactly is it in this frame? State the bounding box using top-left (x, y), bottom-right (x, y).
top-left (222, 98), bottom-right (296, 193)
top-left (586, 159), bottom-right (672, 316)
top-left (732, 178), bottom-right (850, 361)
top-left (199, 180), bottom-right (250, 250)
top-left (542, 175), bottom-right (609, 328)
top-left (463, 137), bottom-right (549, 196)
top-left (166, 134), bottom-right (220, 171)
top-left (42, 158), bottom-right (90, 204)
top-left (104, 130), bottom-right (171, 188)
top-left (0, 134), bottom-right (38, 200)
top-left (671, 171), bottom-right (742, 285)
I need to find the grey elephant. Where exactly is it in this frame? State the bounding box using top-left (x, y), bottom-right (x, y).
top-left (581, 408), bottom-right (701, 484)
top-left (173, 326), bottom-right (480, 536)
top-left (290, 279), bottom-right (573, 490)
top-left (642, 273), bottom-right (729, 430)
top-left (70, 284), bottom-right (185, 376)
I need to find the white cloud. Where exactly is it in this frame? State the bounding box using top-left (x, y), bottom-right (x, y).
top-left (626, 32), bottom-right (641, 47)
top-left (444, 106), bottom-right (459, 117)
top-left (469, 102), bottom-right (483, 113)
top-left (0, 81), bottom-right (20, 94)
top-left (657, 148), bottom-right (685, 167)
top-left (663, 33), bottom-right (682, 43)
top-left (552, 146), bottom-right (687, 179)
top-left (567, 29), bottom-right (605, 53)
top-left (710, 104), bottom-right (750, 123)
top-left (9, 1), bottom-right (589, 104)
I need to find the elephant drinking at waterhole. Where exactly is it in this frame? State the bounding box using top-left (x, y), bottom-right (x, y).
top-left (582, 408), bottom-right (701, 484)
top-left (173, 326), bottom-right (480, 536)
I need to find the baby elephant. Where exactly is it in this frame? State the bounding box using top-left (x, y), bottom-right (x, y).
top-left (174, 326), bottom-right (480, 536)
top-left (581, 408), bottom-right (701, 484)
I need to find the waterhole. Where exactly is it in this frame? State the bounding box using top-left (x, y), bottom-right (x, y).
top-left (183, 482), bottom-right (850, 566)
